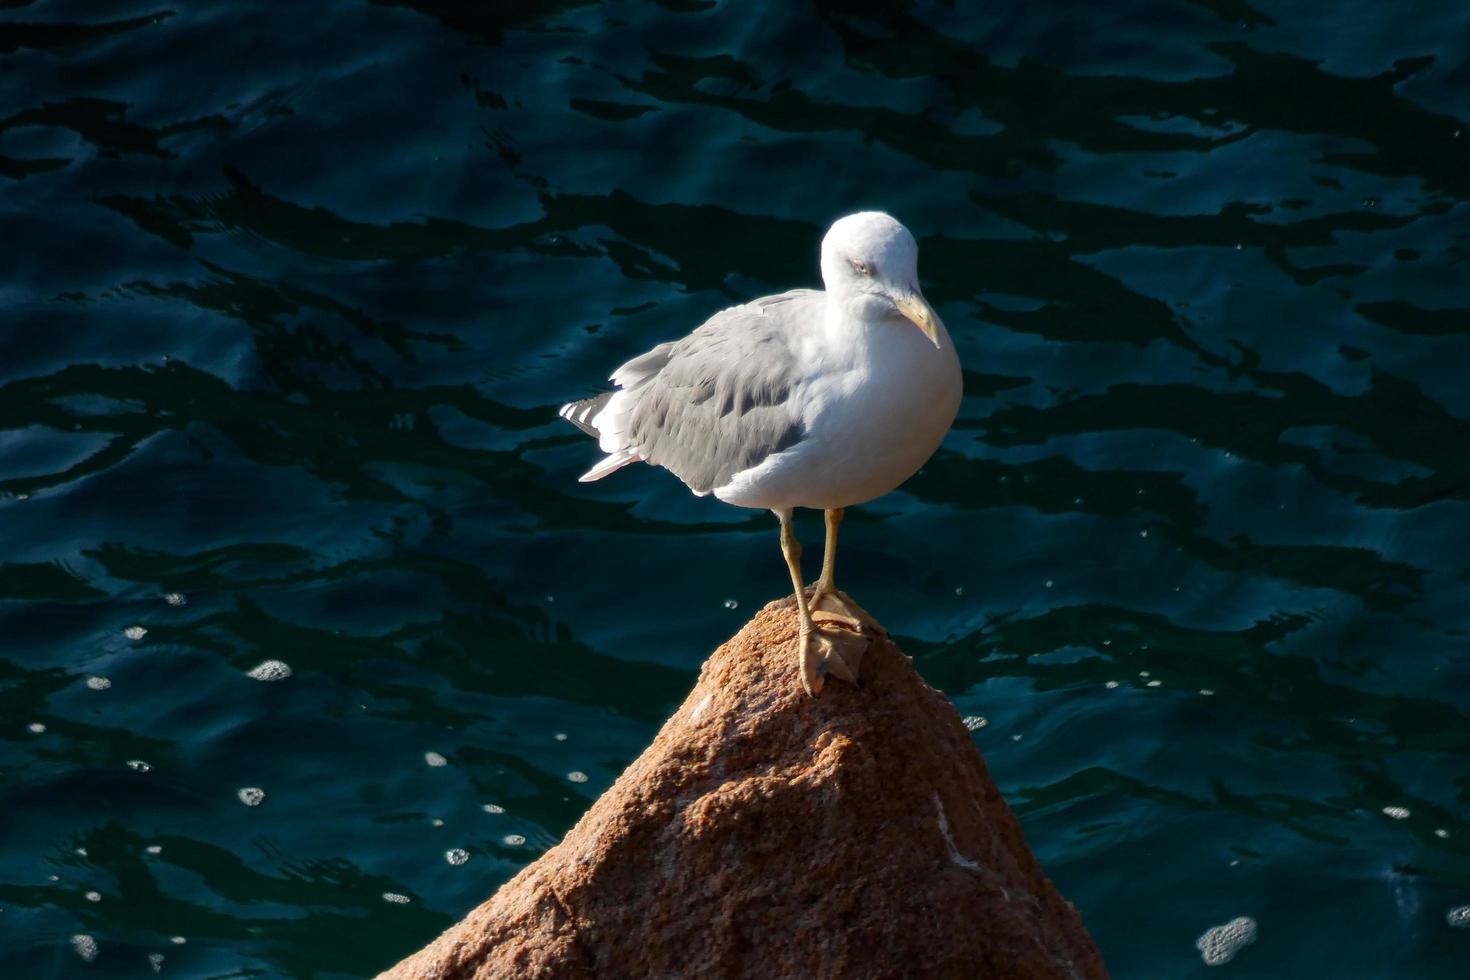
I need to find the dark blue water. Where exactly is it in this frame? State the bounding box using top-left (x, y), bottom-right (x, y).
top-left (3, 1), bottom-right (1469, 976)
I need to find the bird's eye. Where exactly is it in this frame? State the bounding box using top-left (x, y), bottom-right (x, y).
top-left (849, 259), bottom-right (872, 277)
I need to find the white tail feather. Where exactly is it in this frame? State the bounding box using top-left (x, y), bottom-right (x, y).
top-left (579, 452), bottom-right (639, 482)
top-left (559, 400), bottom-right (600, 429)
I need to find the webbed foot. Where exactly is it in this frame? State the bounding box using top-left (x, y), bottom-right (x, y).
top-left (796, 614), bottom-right (871, 696)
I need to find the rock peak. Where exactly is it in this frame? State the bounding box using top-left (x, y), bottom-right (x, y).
top-left (379, 597), bottom-right (1109, 980)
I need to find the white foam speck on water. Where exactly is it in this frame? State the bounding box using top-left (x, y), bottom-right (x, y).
top-left (75, 847), bottom-right (87, 856)
top-left (85, 676), bottom-right (111, 691)
top-left (1382, 805), bottom-right (1410, 820)
top-left (482, 803), bottom-right (505, 815)
top-left (71, 934), bottom-right (98, 962)
top-left (1146, 679), bottom-right (1162, 688)
top-left (127, 760), bottom-right (151, 772)
top-left (1104, 680), bottom-right (1119, 689)
top-left (169, 936), bottom-right (186, 945)
top-left (246, 660), bottom-right (292, 681)
top-left (723, 598), bottom-right (738, 610)
top-left (148, 952), bottom-right (165, 973)
top-left (567, 771), bottom-right (589, 783)
top-left (27, 722), bottom-right (45, 733)
top-left (503, 834), bottom-right (526, 846)
top-left (1448, 906), bottom-right (1470, 928)
top-left (1196, 916), bottom-right (1257, 965)
top-left (85, 890), bottom-right (102, 902)
top-left (145, 845), bottom-right (162, 855)
top-left (1434, 828), bottom-right (1449, 839)
top-left (424, 751), bottom-right (448, 767)
top-left (237, 787), bottom-right (266, 807)
top-left (382, 892), bottom-right (411, 904)
top-left (1139, 670), bottom-right (1149, 677)
top-left (1200, 689), bottom-right (1215, 696)
top-left (124, 626), bottom-right (147, 641)
top-left (164, 592), bottom-right (186, 607)
top-left (554, 732), bottom-right (568, 742)
top-left (962, 715), bottom-right (988, 731)
top-left (445, 848), bottom-right (469, 866)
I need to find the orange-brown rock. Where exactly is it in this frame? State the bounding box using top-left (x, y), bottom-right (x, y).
top-left (378, 597), bottom-right (1108, 980)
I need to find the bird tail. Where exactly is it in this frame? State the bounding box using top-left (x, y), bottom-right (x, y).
top-left (578, 451), bottom-right (638, 482)
top-left (558, 392), bottom-right (614, 437)
top-left (560, 392), bottom-right (639, 482)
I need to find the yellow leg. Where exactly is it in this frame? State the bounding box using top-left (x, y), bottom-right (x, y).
top-left (812, 507), bottom-right (843, 601)
top-left (776, 509), bottom-right (868, 696)
top-left (808, 507), bottom-right (867, 630)
top-left (776, 508), bottom-right (823, 696)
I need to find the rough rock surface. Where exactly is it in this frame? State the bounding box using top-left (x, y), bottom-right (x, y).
top-left (379, 597), bottom-right (1108, 980)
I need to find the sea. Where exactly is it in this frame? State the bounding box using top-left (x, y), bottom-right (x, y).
top-left (2, 1), bottom-right (1468, 976)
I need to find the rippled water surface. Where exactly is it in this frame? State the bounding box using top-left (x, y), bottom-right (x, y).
top-left (4, 1), bottom-right (1470, 976)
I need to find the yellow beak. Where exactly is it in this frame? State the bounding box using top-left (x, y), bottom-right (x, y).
top-left (892, 291), bottom-right (943, 348)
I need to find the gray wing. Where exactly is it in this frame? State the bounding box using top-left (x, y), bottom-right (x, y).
top-left (614, 289), bottom-right (821, 495)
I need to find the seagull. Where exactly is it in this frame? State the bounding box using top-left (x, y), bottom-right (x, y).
top-left (560, 212), bottom-right (962, 695)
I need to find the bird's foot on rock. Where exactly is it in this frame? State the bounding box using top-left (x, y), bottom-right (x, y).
top-left (807, 586), bottom-right (881, 634)
top-left (821, 624), bottom-right (869, 685)
top-left (811, 609), bottom-right (862, 632)
top-left (797, 622), bottom-right (871, 697)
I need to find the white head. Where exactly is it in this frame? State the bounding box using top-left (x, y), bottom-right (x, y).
top-left (819, 211), bottom-right (943, 347)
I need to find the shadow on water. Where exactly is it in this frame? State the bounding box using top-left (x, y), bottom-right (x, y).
top-left (84, 566), bottom-right (692, 724)
top-left (0, 97), bottom-right (228, 162)
top-left (0, 822), bottom-right (452, 979)
top-left (970, 189), bottom-right (1420, 287)
top-left (976, 358), bottom-right (1470, 512)
top-left (907, 451), bottom-right (1427, 611)
top-left (910, 601), bottom-right (1470, 845)
top-left (99, 168), bottom-right (1213, 357)
top-left (370, 0), bottom-right (595, 44)
top-left (811, 1), bottom-right (1470, 198)
top-left (0, 10), bottom-right (174, 57)
top-left (0, 356), bottom-right (753, 535)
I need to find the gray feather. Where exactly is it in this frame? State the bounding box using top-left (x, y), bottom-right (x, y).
top-left (581, 289), bottom-right (819, 494)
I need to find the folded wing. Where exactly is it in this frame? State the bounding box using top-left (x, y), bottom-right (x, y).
top-left (559, 289), bottom-right (820, 495)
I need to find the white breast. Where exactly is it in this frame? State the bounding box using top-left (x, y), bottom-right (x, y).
top-left (713, 309), bottom-right (962, 510)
